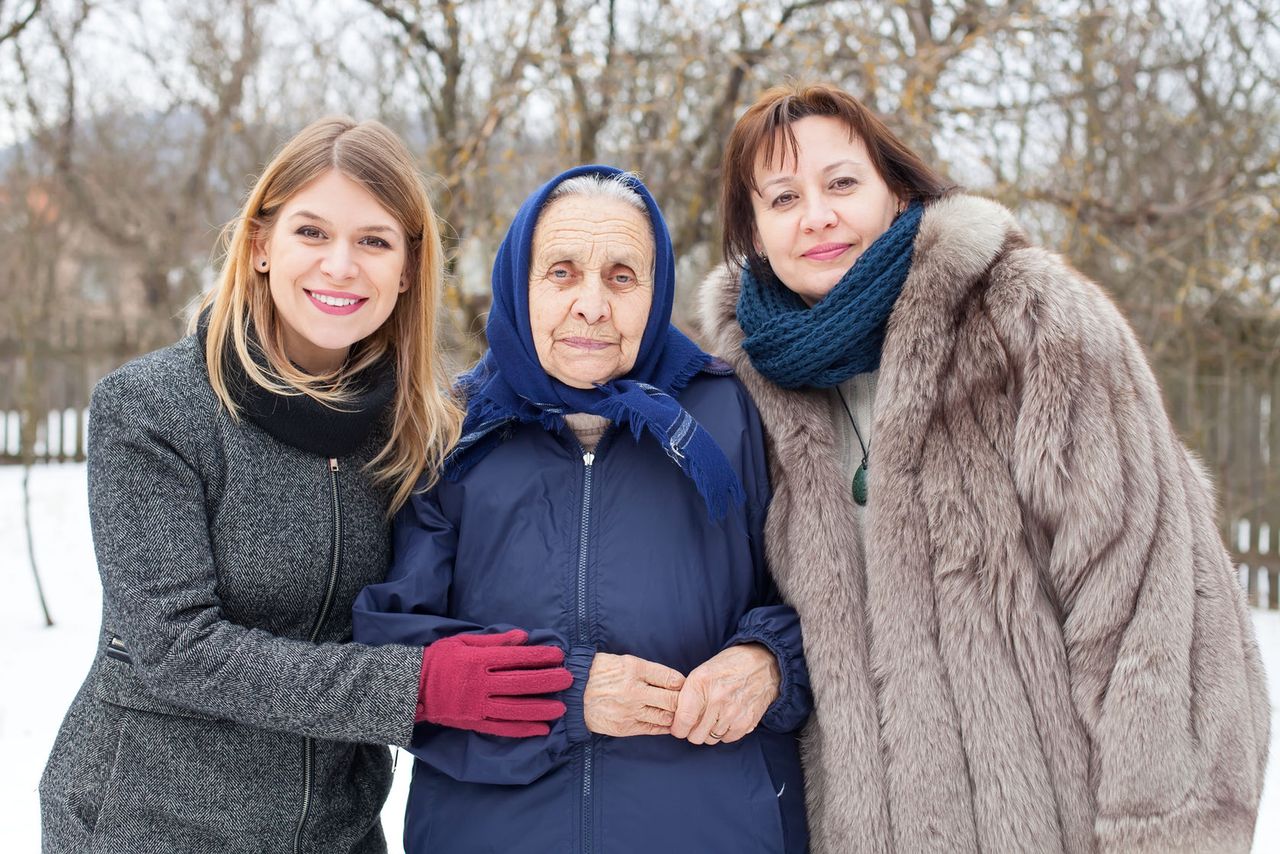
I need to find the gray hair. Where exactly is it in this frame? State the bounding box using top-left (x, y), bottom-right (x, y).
top-left (541, 172), bottom-right (657, 274)
top-left (546, 172), bottom-right (648, 217)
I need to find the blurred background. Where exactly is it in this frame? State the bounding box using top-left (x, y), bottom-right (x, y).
top-left (1, 1), bottom-right (1277, 849)
top-left (1, 0), bottom-right (1277, 577)
top-left (1, 1), bottom-right (1277, 582)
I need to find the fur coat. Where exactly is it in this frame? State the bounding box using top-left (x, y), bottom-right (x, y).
top-left (698, 193), bottom-right (1270, 854)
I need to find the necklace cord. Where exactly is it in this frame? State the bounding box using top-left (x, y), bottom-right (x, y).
top-left (834, 386), bottom-right (869, 470)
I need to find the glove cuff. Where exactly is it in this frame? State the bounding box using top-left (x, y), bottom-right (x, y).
top-left (415, 647), bottom-right (432, 723)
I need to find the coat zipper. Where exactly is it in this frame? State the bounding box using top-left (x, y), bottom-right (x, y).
top-left (565, 427), bottom-right (614, 854)
top-left (576, 448), bottom-right (595, 854)
top-left (576, 450), bottom-right (594, 647)
top-left (576, 425), bottom-right (619, 850)
top-left (294, 457), bottom-right (343, 854)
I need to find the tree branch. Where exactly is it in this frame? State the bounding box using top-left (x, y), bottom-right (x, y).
top-left (0, 0), bottom-right (42, 46)
top-left (363, 0), bottom-right (442, 55)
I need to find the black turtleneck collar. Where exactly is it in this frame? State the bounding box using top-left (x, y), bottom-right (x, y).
top-left (196, 315), bottom-right (396, 458)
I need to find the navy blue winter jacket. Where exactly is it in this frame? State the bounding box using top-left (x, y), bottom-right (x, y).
top-left (353, 368), bottom-right (811, 854)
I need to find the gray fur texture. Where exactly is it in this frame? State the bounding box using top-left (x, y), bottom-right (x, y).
top-left (698, 193), bottom-right (1270, 853)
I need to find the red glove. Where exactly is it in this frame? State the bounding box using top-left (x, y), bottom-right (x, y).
top-left (417, 629), bottom-right (574, 737)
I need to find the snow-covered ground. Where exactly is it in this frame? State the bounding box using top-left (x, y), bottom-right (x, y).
top-left (3, 462), bottom-right (1278, 851)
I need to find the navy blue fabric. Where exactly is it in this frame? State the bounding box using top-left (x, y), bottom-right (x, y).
top-left (447, 164), bottom-right (744, 519)
top-left (354, 371), bottom-right (811, 854)
top-left (736, 200), bottom-right (924, 388)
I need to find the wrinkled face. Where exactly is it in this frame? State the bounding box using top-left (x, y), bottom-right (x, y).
top-left (751, 116), bottom-right (901, 306)
top-left (528, 196), bottom-right (655, 388)
top-left (255, 169), bottom-right (408, 374)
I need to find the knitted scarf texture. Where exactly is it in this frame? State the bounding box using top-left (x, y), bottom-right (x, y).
top-left (446, 164), bottom-right (744, 520)
top-left (196, 317), bottom-right (394, 457)
top-left (736, 200), bottom-right (925, 389)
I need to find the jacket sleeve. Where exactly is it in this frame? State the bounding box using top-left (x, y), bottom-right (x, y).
top-left (87, 367), bottom-right (421, 746)
top-left (724, 601), bottom-right (811, 733)
top-left (1007, 254), bottom-right (1269, 852)
top-left (352, 486), bottom-right (593, 785)
top-left (721, 381), bottom-right (813, 733)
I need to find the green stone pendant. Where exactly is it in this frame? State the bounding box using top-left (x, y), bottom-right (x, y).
top-left (852, 463), bottom-right (868, 506)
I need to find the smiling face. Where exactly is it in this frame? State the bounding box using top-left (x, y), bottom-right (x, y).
top-left (527, 195), bottom-right (655, 388)
top-left (254, 169), bottom-right (408, 373)
top-left (751, 115), bottom-right (902, 306)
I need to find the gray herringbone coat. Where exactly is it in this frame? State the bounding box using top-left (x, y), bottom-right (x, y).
top-left (39, 335), bottom-right (421, 854)
top-left (699, 193), bottom-right (1270, 853)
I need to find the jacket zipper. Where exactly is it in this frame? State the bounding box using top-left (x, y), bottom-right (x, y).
top-left (576, 448), bottom-right (595, 854)
top-left (294, 457), bottom-right (343, 854)
top-left (570, 424), bottom-right (618, 854)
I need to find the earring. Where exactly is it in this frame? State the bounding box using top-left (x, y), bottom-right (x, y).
top-left (258, 259), bottom-right (268, 271)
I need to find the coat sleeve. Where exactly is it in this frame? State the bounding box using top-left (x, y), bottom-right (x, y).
top-left (352, 486), bottom-right (593, 785)
top-left (721, 382), bottom-right (813, 733)
top-left (724, 601), bottom-right (811, 733)
top-left (87, 367), bottom-right (421, 746)
top-left (1007, 252), bottom-right (1270, 852)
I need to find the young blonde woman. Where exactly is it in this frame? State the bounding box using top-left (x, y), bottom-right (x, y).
top-left (39, 117), bottom-right (571, 854)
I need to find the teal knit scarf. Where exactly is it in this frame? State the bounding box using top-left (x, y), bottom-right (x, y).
top-left (735, 200), bottom-right (924, 389)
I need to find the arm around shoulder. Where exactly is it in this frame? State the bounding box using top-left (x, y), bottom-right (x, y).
top-left (87, 356), bottom-right (422, 746)
top-left (354, 484), bottom-right (589, 784)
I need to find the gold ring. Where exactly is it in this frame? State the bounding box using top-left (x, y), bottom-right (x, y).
top-left (709, 728), bottom-right (728, 739)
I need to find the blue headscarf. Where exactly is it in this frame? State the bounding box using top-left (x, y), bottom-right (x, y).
top-left (445, 165), bottom-right (745, 520)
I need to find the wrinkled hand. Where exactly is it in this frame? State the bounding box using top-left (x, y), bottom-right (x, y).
top-left (671, 643), bottom-right (780, 745)
top-left (583, 653), bottom-right (685, 737)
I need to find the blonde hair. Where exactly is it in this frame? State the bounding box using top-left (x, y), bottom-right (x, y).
top-left (194, 116), bottom-right (462, 513)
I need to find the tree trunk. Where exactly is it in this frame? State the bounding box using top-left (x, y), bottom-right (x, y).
top-left (22, 462), bottom-right (55, 627)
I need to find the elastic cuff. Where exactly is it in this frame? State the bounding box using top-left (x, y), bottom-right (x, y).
top-left (723, 628), bottom-right (796, 731)
top-left (562, 645), bottom-right (596, 745)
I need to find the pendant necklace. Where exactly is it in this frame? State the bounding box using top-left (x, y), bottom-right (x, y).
top-left (834, 385), bottom-right (870, 506)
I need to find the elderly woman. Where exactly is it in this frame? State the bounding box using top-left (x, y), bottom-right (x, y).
top-left (354, 165), bottom-right (811, 853)
top-left (698, 82), bottom-right (1269, 853)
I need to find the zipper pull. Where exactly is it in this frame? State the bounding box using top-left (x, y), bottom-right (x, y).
top-left (329, 458), bottom-right (339, 472)
top-left (583, 452), bottom-right (595, 466)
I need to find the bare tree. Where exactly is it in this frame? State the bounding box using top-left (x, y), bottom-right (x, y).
top-left (552, 0), bottom-right (617, 164)
top-left (931, 0), bottom-right (1280, 531)
top-left (364, 0), bottom-right (552, 352)
top-left (0, 120), bottom-right (64, 626)
top-left (14, 0), bottom-right (270, 349)
top-left (3, 0), bottom-right (1277, 552)
top-left (0, 0), bottom-right (42, 46)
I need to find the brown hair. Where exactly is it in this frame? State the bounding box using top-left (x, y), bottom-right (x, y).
top-left (720, 82), bottom-right (955, 272)
top-left (193, 116), bottom-right (462, 513)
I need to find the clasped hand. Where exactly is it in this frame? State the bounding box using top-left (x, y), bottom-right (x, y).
top-left (583, 653), bottom-right (684, 737)
top-left (582, 644), bottom-right (780, 744)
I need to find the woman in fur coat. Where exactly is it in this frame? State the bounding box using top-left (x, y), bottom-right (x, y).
top-left (698, 82), bottom-right (1269, 854)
